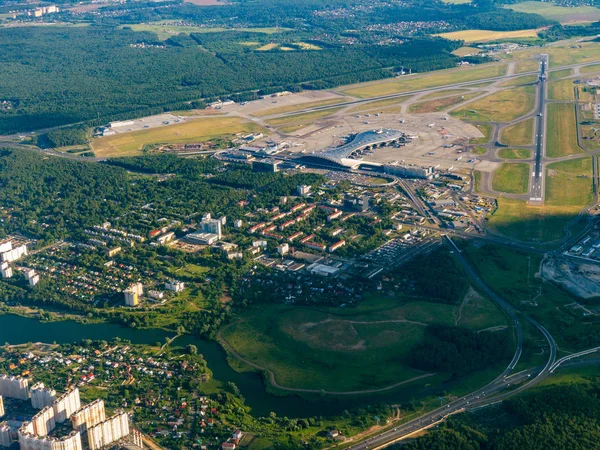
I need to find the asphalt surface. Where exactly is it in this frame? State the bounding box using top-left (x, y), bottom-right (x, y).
top-left (530, 54), bottom-right (547, 203)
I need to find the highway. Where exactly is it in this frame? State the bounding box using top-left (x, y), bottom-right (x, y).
top-left (530, 54), bottom-right (548, 203)
top-left (345, 236), bottom-right (559, 450)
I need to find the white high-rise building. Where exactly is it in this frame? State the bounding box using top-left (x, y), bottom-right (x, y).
top-left (71, 399), bottom-right (105, 433)
top-left (31, 406), bottom-right (56, 437)
top-left (0, 396), bottom-right (4, 417)
top-left (0, 424), bottom-right (11, 447)
top-left (31, 383), bottom-right (57, 410)
top-left (0, 375), bottom-right (29, 400)
top-left (52, 388), bottom-right (81, 423)
top-left (201, 218), bottom-right (222, 239)
top-left (87, 411), bottom-right (129, 450)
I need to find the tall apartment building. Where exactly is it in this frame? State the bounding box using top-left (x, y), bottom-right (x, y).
top-left (19, 426), bottom-right (82, 450)
top-left (0, 262), bottom-right (12, 279)
top-left (31, 382), bottom-right (57, 409)
top-left (165, 280), bottom-right (184, 292)
top-left (87, 411), bottom-right (129, 450)
top-left (201, 218), bottom-right (222, 239)
top-left (0, 396), bottom-right (4, 417)
top-left (124, 283), bottom-right (144, 307)
top-left (0, 243), bottom-right (27, 263)
top-left (71, 399), bottom-right (106, 433)
top-left (31, 406), bottom-right (56, 437)
top-left (0, 375), bottom-right (29, 400)
top-left (0, 424), bottom-right (11, 448)
top-left (52, 388), bottom-right (81, 423)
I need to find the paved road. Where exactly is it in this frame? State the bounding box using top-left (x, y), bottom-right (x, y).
top-left (346, 236), bottom-right (559, 450)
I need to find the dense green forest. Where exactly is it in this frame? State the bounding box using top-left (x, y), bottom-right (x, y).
top-left (396, 381), bottom-right (600, 450)
top-left (0, 0), bottom-right (556, 133)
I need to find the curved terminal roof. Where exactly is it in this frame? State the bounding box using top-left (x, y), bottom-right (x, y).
top-left (311, 129), bottom-right (404, 167)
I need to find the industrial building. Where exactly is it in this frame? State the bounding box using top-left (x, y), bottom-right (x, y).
top-left (304, 129), bottom-right (405, 168)
top-left (383, 163), bottom-right (434, 180)
top-left (252, 159), bottom-right (280, 173)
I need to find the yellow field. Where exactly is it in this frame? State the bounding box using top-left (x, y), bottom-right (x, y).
top-left (500, 118), bottom-right (534, 146)
top-left (452, 86), bottom-right (536, 122)
top-left (546, 157), bottom-right (593, 207)
top-left (122, 23), bottom-right (289, 40)
top-left (435, 29), bottom-right (541, 43)
top-left (92, 117), bottom-right (264, 157)
top-left (548, 79), bottom-right (575, 101)
top-left (342, 64), bottom-right (506, 99)
top-left (252, 98), bottom-right (344, 117)
top-left (451, 47), bottom-right (481, 57)
top-left (294, 41), bottom-right (322, 50)
top-left (580, 63), bottom-right (600, 74)
top-left (257, 43), bottom-right (279, 51)
top-left (515, 59), bottom-right (540, 74)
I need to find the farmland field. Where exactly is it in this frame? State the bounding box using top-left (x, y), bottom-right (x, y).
top-left (500, 118), bottom-right (534, 146)
top-left (435, 29), bottom-right (541, 43)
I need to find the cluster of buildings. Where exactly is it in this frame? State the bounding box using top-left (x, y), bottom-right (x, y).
top-left (0, 374), bottom-right (134, 450)
top-left (123, 280), bottom-right (184, 307)
top-left (26, 5), bottom-right (59, 17)
top-left (0, 239), bottom-right (29, 280)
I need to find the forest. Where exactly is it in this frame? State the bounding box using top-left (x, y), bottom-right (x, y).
top-left (397, 382), bottom-right (600, 450)
top-left (0, 0), bottom-right (556, 134)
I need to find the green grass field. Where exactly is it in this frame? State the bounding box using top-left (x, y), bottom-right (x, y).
top-left (548, 79), bottom-right (575, 101)
top-left (515, 59), bottom-right (541, 74)
top-left (546, 157), bottom-right (593, 207)
top-left (342, 64), bottom-right (506, 98)
top-left (470, 123), bottom-right (494, 145)
top-left (492, 163), bottom-right (530, 194)
top-left (463, 242), bottom-right (599, 352)
top-left (500, 118), bottom-right (534, 146)
top-left (497, 148), bottom-right (532, 159)
top-left (507, 42), bottom-right (600, 68)
top-left (504, 1), bottom-right (600, 22)
top-left (452, 86), bottom-right (536, 122)
top-left (221, 292), bottom-right (507, 393)
top-left (499, 74), bottom-right (538, 87)
top-left (580, 63), bottom-right (600, 74)
top-left (265, 107), bottom-right (343, 129)
top-left (92, 117), bottom-right (265, 157)
top-left (408, 92), bottom-right (479, 113)
top-left (348, 95), bottom-right (412, 113)
top-left (549, 68), bottom-right (573, 80)
top-left (546, 103), bottom-right (582, 157)
top-left (252, 98), bottom-right (344, 117)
